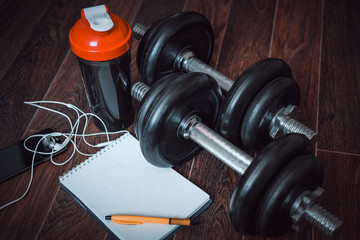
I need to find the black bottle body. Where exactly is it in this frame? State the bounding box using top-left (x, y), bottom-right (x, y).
top-left (77, 51), bottom-right (133, 131)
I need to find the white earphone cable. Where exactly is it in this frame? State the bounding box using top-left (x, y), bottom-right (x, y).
top-left (0, 101), bottom-right (128, 210)
top-left (0, 135), bottom-right (53, 210)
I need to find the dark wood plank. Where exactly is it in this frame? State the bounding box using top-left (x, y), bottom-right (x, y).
top-left (173, 1), bottom-right (235, 239)
top-left (267, 1), bottom-right (323, 237)
top-left (132, 0), bottom-right (187, 26)
top-left (35, 2), bottom-right (189, 237)
top-left (129, 0), bottom-right (188, 130)
top-left (0, 148), bottom-right (72, 240)
top-left (26, 55), bottom-right (90, 132)
top-left (315, 150), bottom-right (360, 240)
top-left (0, 54), bottom-right (97, 239)
top-left (179, 153), bottom-right (243, 239)
top-left (130, 0), bottom-right (187, 79)
top-left (0, 54), bottom-right (91, 238)
top-left (0, 0), bottom-right (53, 81)
top-left (33, 1), bottom-right (143, 239)
top-left (0, 0), bottom-right (95, 148)
top-left (177, 1), bottom-right (277, 239)
top-left (172, 0), bottom-right (234, 181)
top-left (0, 0), bottom-right (358, 239)
top-left (0, 1), bottom-right (99, 239)
top-left (184, 0), bottom-right (233, 68)
top-left (269, 0), bottom-right (322, 133)
top-left (37, 187), bottom-right (108, 239)
top-left (129, 0), bottom-right (189, 180)
top-left (318, 0), bottom-right (360, 154)
top-left (216, 0), bottom-right (277, 79)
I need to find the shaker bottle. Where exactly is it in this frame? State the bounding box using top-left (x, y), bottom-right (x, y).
top-left (69, 4), bottom-right (133, 131)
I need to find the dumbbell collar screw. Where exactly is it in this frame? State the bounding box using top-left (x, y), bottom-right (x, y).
top-left (281, 104), bottom-right (302, 119)
top-left (132, 22), bottom-right (318, 143)
top-left (131, 81), bottom-right (150, 102)
top-left (269, 105), bottom-right (301, 139)
top-left (290, 187), bottom-right (342, 237)
top-left (132, 23), bottom-right (148, 40)
top-left (269, 105), bottom-right (318, 145)
top-left (290, 187), bottom-right (324, 230)
top-left (131, 81), bottom-right (341, 237)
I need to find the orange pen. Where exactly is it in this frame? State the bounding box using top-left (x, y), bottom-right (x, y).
top-left (105, 215), bottom-right (199, 226)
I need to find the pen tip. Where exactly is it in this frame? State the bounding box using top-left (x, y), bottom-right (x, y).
top-left (105, 215), bottom-right (111, 220)
top-left (190, 220), bottom-right (200, 225)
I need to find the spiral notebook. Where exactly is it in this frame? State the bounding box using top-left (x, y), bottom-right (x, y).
top-left (59, 132), bottom-right (211, 240)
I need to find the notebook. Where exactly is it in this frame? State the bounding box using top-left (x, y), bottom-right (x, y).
top-left (59, 132), bottom-right (211, 240)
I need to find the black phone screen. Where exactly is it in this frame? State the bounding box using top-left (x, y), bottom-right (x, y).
top-left (0, 129), bottom-right (66, 183)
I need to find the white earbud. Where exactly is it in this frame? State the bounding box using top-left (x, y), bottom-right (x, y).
top-left (22, 101), bottom-right (129, 158)
top-left (0, 100), bottom-right (130, 211)
top-left (41, 135), bottom-right (65, 152)
top-left (52, 142), bottom-right (66, 151)
top-left (95, 140), bottom-right (116, 148)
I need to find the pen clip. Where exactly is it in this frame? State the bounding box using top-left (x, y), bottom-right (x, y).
top-left (112, 220), bottom-right (143, 225)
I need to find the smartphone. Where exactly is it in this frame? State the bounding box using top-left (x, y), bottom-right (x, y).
top-left (0, 128), bottom-right (66, 183)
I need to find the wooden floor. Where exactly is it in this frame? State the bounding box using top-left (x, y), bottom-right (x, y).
top-left (0, 0), bottom-right (359, 239)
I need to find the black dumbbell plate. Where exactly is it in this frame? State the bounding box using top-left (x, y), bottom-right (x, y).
top-left (241, 76), bottom-right (300, 150)
top-left (218, 58), bottom-right (293, 147)
top-left (137, 72), bottom-right (222, 167)
top-left (137, 12), bottom-right (214, 86)
top-left (229, 133), bottom-right (314, 234)
top-left (135, 73), bottom-right (184, 140)
top-left (255, 154), bottom-right (324, 237)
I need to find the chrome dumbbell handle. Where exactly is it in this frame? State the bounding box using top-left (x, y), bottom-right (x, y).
top-left (132, 23), bottom-right (318, 144)
top-left (180, 114), bottom-right (251, 175)
top-left (180, 51), bottom-right (234, 92)
top-left (131, 81), bottom-right (341, 237)
top-left (133, 23), bottom-right (233, 92)
top-left (131, 81), bottom-right (251, 174)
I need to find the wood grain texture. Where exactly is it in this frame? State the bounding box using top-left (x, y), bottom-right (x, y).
top-left (0, 151), bottom-right (71, 240)
top-left (175, 1), bottom-right (237, 239)
top-left (0, 0), bottom-right (358, 239)
top-left (216, 0), bottom-right (277, 79)
top-left (37, 181), bottom-right (108, 239)
top-left (0, 0), bottom-right (53, 81)
top-left (318, 0), bottom-right (360, 154)
top-left (315, 150), bottom-right (360, 240)
top-left (184, 0), bottom-right (233, 68)
top-left (0, 0), bottom-right (95, 148)
top-left (133, 0), bottom-right (187, 26)
top-left (175, 152), bottom-right (243, 240)
top-left (129, 0), bottom-right (187, 126)
top-left (27, 1), bottom-right (143, 239)
top-left (269, 0), bottom-right (322, 132)
top-left (181, 1), bottom-right (276, 239)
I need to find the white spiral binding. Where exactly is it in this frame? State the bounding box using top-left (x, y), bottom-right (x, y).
top-left (59, 133), bottom-right (129, 181)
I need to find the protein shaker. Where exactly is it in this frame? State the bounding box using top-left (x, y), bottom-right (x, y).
top-left (69, 4), bottom-right (133, 131)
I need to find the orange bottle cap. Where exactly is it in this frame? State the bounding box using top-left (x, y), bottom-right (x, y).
top-left (69, 4), bottom-right (132, 61)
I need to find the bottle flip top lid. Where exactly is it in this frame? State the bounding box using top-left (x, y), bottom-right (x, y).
top-left (69, 4), bottom-right (132, 61)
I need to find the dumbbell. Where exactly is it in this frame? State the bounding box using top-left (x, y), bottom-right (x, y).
top-left (131, 71), bottom-right (342, 237)
top-left (132, 12), bottom-right (317, 150)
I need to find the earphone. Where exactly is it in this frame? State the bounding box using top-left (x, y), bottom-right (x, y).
top-left (41, 135), bottom-right (64, 151)
top-left (0, 100), bottom-right (128, 210)
top-left (42, 135), bottom-right (115, 150)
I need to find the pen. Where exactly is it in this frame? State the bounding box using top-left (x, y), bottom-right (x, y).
top-left (105, 215), bottom-right (200, 226)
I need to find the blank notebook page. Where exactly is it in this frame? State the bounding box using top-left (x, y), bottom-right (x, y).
top-left (59, 133), bottom-right (211, 240)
